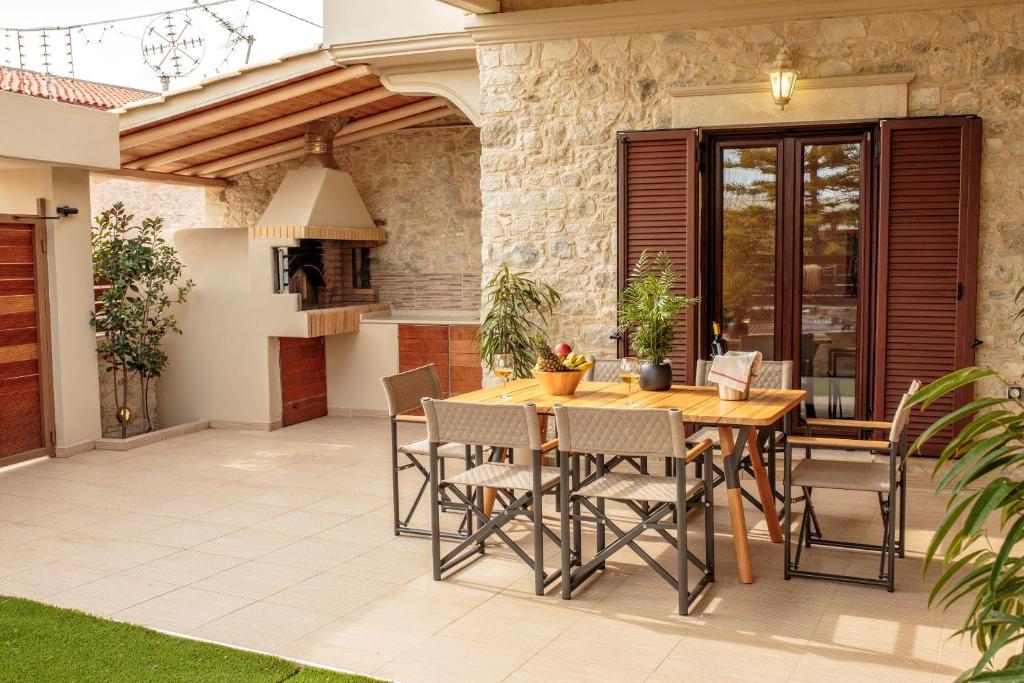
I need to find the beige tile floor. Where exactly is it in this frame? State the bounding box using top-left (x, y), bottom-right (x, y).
top-left (0, 416), bottom-right (988, 682)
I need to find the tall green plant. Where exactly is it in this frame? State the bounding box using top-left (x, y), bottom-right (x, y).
top-left (617, 251), bottom-right (698, 365)
top-left (477, 263), bottom-right (561, 379)
top-left (913, 285), bottom-right (1024, 681)
top-left (91, 203), bottom-right (194, 435)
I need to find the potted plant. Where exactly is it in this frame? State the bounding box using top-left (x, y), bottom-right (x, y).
top-left (617, 251), bottom-right (698, 391)
top-left (910, 285), bottom-right (1024, 682)
top-left (477, 263), bottom-right (561, 380)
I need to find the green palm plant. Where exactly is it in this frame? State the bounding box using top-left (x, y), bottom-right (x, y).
top-left (477, 263), bottom-right (561, 379)
top-left (912, 285), bottom-right (1024, 681)
top-left (617, 251), bottom-right (698, 365)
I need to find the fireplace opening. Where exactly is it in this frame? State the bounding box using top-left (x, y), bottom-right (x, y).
top-left (273, 239), bottom-right (378, 311)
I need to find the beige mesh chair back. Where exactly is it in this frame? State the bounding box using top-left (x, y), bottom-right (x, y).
top-left (584, 358), bottom-right (622, 383)
top-left (695, 358), bottom-right (792, 390)
top-left (553, 405), bottom-right (687, 460)
top-left (422, 399), bottom-right (543, 451)
top-left (380, 364), bottom-right (443, 417)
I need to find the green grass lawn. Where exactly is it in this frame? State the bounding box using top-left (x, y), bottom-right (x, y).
top-left (0, 595), bottom-right (382, 682)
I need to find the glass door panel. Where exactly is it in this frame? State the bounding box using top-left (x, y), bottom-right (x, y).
top-left (720, 146), bottom-right (778, 359)
top-left (800, 142), bottom-right (862, 419)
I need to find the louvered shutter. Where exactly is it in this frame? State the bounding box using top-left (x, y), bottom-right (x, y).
top-left (874, 117), bottom-right (981, 454)
top-left (616, 130), bottom-right (699, 383)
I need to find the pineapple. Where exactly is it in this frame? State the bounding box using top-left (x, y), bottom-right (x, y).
top-left (532, 335), bottom-right (565, 372)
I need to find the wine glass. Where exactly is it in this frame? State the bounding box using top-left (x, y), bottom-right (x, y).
top-left (620, 356), bottom-right (641, 408)
top-left (495, 353), bottom-right (514, 400)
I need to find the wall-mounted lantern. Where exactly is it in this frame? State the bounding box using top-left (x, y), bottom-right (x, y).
top-left (768, 48), bottom-right (798, 110)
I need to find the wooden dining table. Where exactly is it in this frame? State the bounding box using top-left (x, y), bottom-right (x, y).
top-left (449, 378), bottom-right (806, 584)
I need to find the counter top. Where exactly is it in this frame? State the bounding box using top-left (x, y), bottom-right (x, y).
top-left (360, 310), bottom-right (481, 326)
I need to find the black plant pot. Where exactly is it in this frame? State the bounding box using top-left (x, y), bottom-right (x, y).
top-left (639, 361), bottom-right (672, 391)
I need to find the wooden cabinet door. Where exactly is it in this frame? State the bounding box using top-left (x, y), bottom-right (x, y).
top-left (0, 219), bottom-right (52, 465)
top-left (449, 325), bottom-right (482, 395)
top-left (280, 336), bottom-right (327, 427)
top-left (616, 129), bottom-right (699, 382)
top-left (874, 116), bottom-right (982, 454)
top-left (398, 325), bottom-right (450, 395)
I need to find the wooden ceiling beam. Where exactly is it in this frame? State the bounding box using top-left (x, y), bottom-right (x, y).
top-left (438, 0), bottom-right (500, 13)
top-left (212, 106), bottom-right (456, 178)
top-left (92, 168), bottom-right (228, 188)
top-left (125, 86), bottom-right (393, 172)
top-left (119, 65), bottom-right (372, 150)
top-left (178, 97), bottom-right (449, 176)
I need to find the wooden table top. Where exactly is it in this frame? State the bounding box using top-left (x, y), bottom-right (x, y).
top-left (450, 380), bottom-right (806, 427)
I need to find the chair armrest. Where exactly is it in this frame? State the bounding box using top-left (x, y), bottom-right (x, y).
top-left (788, 435), bottom-right (891, 451)
top-left (395, 414), bottom-right (426, 424)
top-left (540, 439), bottom-right (559, 453)
top-left (805, 417), bottom-right (891, 431)
top-left (684, 438), bottom-right (714, 464)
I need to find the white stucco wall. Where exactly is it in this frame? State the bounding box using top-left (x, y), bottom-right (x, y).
top-left (324, 0), bottom-right (465, 45)
top-left (325, 323), bottom-right (398, 416)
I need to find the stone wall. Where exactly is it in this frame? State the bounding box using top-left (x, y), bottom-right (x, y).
top-left (207, 124), bottom-right (483, 312)
top-left (97, 353), bottom-right (158, 438)
top-left (478, 4), bottom-right (1024, 381)
top-left (90, 176), bottom-right (205, 229)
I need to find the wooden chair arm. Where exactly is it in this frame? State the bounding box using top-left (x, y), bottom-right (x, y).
top-left (395, 414), bottom-right (427, 423)
top-left (540, 439), bottom-right (559, 453)
top-left (805, 417), bottom-right (891, 431)
top-left (684, 438), bottom-right (714, 464)
top-left (788, 435), bottom-right (891, 451)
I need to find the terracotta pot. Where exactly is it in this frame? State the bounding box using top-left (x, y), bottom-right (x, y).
top-left (532, 369), bottom-right (585, 396)
top-left (639, 361), bottom-right (672, 391)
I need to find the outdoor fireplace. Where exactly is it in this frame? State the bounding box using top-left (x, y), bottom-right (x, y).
top-left (274, 239), bottom-right (377, 310)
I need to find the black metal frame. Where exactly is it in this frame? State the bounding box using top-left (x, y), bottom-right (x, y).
top-left (428, 444), bottom-right (564, 596)
top-left (782, 433), bottom-right (904, 591)
top-left (559, 450), bottom-right (715, 615)
top-left (389, 416), bottom-right (473, 540)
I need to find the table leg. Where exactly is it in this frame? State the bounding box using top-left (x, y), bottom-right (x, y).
top-left (746, 429), bottom-right (783, 544)
top-left (719, 426), bottom-right (754, 584)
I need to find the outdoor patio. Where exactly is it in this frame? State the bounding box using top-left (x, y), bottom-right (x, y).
top-left (0, 416), bottom-right (981, 682)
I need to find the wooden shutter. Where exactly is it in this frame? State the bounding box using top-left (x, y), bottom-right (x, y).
top-left (874, 117), bottom-right (981, 454)
top-left (616, 129), bottom-right (699, 382)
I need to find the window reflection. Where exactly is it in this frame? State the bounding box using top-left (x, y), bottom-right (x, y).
top-left (721, 146), bottom-right (778, 360)
top-left (801, 142), bottom-right (861, 419)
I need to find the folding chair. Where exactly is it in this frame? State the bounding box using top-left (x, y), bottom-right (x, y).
top-left (554, 404), bottom-right (715, 615)
top-left (422, 398), bottom-right (564, 595)
top-left (803, 379), bottom-right (921, 557)
top-left (783, 386), bottom-right (917, 591)
top-left (380, 365), bottom-right (473, 540)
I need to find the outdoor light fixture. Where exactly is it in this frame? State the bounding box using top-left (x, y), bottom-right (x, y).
top-left (768, 48), bottom-right (798, 110)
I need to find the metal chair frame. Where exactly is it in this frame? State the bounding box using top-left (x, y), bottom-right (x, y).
top-left (783, 390), bottom-right (916, 591)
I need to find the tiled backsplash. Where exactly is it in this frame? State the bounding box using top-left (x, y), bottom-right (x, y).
top-left (375, 272), bottom-right (480, 312)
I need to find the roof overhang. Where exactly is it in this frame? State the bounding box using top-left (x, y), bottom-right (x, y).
top-left (114, 47), bottom-right (461, 185)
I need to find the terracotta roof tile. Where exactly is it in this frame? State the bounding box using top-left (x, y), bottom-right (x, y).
top-left (0, 67), bottom-right (155, 110)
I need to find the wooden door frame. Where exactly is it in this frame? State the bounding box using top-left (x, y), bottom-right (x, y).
top-left (700, 124), bottom-right (877, 420)
top-left (0, 198), bottom-right (56, 465)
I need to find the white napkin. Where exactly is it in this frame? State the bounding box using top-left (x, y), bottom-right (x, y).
top-left (708, 351), bottom-right (762, 392)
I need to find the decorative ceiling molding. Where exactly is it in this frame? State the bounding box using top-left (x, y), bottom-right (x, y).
top-left (464, 0), bottom-right (1016, 45)
top-left (328, 32), bottom-right (476, 69)
top-left (437, 0), bottom-right (501, 13)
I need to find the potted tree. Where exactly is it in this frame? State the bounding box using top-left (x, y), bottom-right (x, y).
top-left (477, 263), bottom-right (561, 380)
top-left (617, 251), bottom-right (698, 391)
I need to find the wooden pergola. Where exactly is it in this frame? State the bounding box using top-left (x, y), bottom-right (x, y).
top-left (114, 53), bottom-right (457, 188)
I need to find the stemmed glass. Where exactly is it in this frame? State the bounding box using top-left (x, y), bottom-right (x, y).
top-left (620, 356), bottom-right (641, 408)
top-left (495, 353), bottom-right (514, 400)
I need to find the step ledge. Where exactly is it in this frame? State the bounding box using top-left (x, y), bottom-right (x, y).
top-left (94, 420), bottom-right (211, 451)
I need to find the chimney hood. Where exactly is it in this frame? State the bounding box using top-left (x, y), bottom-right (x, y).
top-left (252, 117), bottom-right (387, 242)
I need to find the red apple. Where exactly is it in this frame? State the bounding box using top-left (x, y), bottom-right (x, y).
top-left (553, 342), bottom-right (572, 358)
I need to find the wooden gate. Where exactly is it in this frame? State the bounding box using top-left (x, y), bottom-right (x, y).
top-left (0, 206), bottom-right (54, 465)
top-left (279, 336), bottom-right (327, 427)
